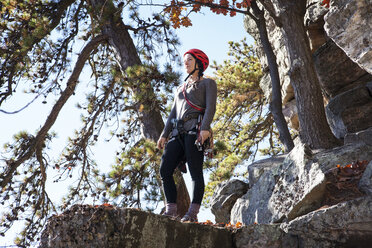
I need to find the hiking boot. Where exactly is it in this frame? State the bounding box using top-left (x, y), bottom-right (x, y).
top-left (162, 203), bottom-right (177, 218)
top-left (180, 203), bottom-right (200, 222)
top-left (180, 214), bottom-right (198, 222)
top-left (163, 212), bottom-right (178, 218)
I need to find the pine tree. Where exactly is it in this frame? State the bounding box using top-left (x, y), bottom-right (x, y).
top-left (0, 0), bottom-right (188, 245)
top-left (204, 39), bottom-right (287, 203)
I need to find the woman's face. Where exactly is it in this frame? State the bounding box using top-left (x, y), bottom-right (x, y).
top-left (183, 54), bottom-right (198, 74)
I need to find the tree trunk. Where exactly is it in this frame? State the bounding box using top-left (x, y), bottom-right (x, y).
top-left (274, 0), bottom-right (341, 149)
top-left (88, 0), bottom-right (190, 216)
top-left (250, 2), bottom-right (294, 152)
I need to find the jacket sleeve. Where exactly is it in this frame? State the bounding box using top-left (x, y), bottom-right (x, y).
top-left (201, 79), bottom-right (217, 131)
top-left (160, 98), bottom-right (177, 138)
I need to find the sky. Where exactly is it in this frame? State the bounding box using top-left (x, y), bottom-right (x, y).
top-left (0, 6), bottom-right (254, 247)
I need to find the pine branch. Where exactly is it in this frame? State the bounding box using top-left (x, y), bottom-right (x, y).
top-left (0, 0), bottom-right (77, 105)
top-left (0, 35), bottom-right (108, 189)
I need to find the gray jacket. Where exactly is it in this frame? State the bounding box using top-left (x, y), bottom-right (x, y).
top-left (160, 78), bottom-right (217, 138)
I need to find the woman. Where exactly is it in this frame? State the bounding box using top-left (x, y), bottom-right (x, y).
top-left (157, 49), bottom-right (217, 222)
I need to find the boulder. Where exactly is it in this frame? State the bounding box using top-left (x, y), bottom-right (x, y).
top-left (231, 140), bottom-right (372, 226)
top-left (325, 0), bottom-right (372, 75)
top-left (230, 163), bottom-right (279, 225)
top-left (325, 82), bottom-right (372, 139)
top-left (282, 196), bottom-right (372, 248)
top-left (234, 224), bottom-right (298, 248)
top-left (210, 179), bottom-right (249, 224)
top-left (268, 141), bottom-right (325, 223)
top-left (39, 204), bottom-right (234, 248)
top-left (313, 40), bottom-right (372, 98)
top-left (228, 155), bottom-right (286, 225)
top-left (359, 161), bottom-right (372, 195)
top-left (344, 127), bottom-right (372, 146)
top-left (248, 154), bottom-right (286, 186)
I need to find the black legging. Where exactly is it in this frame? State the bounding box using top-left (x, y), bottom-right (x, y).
top-left (160, 132), bottom-right (205, 204)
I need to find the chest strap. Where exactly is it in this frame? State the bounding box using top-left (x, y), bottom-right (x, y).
top-left (182, 83), bottom-right (205, 112)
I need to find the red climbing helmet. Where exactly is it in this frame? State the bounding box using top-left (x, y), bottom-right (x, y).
top-left (184, 49), bottom-right (209, 71)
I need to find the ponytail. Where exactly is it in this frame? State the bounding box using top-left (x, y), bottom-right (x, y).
top-left (196, 59), bottom-right (204, 78)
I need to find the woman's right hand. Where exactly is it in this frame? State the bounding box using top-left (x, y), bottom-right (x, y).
top-left (157, 137), bottom-right (167, 150)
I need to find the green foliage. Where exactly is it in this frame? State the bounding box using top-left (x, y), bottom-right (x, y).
top-left (0, 131), bottom-right (57, 245)
top-left (98, 139), bottom-right (163, 211)
top-left (0, 0), bottom-right (86, 105)
top-left (203, 38), bottom-right (283, 204)
top-left (0, 0), bottom-right (181, 246)
top-left (0, 1), bottom-right (288, 245)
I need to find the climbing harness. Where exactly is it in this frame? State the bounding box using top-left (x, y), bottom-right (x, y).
top-left (182, 83), bottom-right (214, 159)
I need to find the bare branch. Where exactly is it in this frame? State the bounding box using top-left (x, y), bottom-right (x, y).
top-left (183, 0), bottom-right (250, 15)
top-left (124, 22), bottom-right (168, 33)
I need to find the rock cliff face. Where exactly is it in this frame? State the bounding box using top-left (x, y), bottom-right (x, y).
top-left (39, 204), bottom-right (296, 248)
top-left (324, 0), bottom-right (372, 75)
top-left (219, 0), bottom-right (372, 247)
top-left (246, 0), bottom-right (372, 133)
top-left (213, 138), bottom-right (372, 247)
top-left (39, 205), bottom-right (234, 248)
top-left (39, 1), bottom-right (372, 248)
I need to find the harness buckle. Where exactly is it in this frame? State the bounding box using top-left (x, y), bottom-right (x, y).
top-left (171, 118), bottom-right (185, 136)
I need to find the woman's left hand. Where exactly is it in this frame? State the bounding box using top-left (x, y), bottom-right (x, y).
top-left (200, 130), bottom-right (210, 144)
